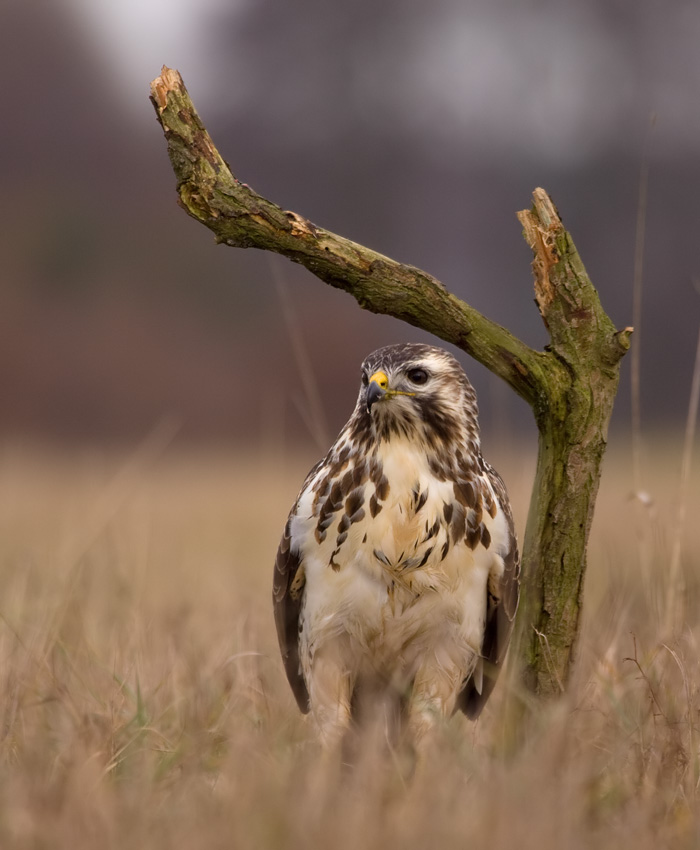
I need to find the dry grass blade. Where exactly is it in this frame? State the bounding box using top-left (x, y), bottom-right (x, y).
top-left (631, 160), bottom-right (648, 498)
top-left (0, 442), bottom-right (698, 848)
top-left (665, 320), bottom-right (700, 635)
top-left (269, 256), bottom-right (330, 452)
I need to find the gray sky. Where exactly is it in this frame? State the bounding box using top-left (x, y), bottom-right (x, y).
top-left (69, 0), bottom-right (700, 163)
top-left (67, 0), bottom-right (235, 103)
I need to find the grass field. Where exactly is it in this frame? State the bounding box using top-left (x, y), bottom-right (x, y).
top-left (0, 433), bottom-right (698, 849)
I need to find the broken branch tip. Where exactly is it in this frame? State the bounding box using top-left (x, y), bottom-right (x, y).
top-left (150, 66), bottom-right (184, 111)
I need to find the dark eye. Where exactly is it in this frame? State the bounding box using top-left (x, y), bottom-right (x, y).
top-left (407, 368), bottom-right (429, 385)
top-left (361, 371), bottom-right (369, 386)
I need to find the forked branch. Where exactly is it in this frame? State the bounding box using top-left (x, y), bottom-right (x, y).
top-left (150, 68), bottom-right (553, 409)
top-left (150, 66), bottom-right (631, 705)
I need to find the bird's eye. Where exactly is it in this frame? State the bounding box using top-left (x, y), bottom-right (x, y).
top-left (407, 368), bottom-right (429, 385)
top-left (361, 371), bottom-right (369, 387)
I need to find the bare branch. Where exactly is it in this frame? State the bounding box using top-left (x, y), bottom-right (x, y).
top-left (150, 66), bottom-right (632, 714)
top-left (150, 67), bottom-right (551, 408)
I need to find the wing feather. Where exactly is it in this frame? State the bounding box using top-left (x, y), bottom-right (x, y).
top-left (272, 515), bottom-right (310, 713)
top-left (457, 463), bottom-right (520, 719)
top-left (273, 460), bottom-right (327, 714)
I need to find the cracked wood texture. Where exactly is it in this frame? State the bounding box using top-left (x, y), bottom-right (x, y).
top-left (150, 66), bottom-right (631, 706)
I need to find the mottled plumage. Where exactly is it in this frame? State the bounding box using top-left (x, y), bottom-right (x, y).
top-left (273, 344), bottom-right (519, 745)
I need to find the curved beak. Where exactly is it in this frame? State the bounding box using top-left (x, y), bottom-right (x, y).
top-left (366, 381), bottom-right (386, 411)
top-left (366, 370), bottom-right (389, 412)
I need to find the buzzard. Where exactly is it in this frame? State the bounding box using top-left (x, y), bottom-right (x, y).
top-left (273, 343), bottom-right (519, 746)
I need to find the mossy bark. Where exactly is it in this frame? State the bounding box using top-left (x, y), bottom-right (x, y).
top-left (514, 195), bottom-right (632, 696)
top-left (150, 67), bottom-right (631, 703)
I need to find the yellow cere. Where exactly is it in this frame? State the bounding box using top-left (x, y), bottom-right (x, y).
top-left (369, 370), bottom-right (389, 389)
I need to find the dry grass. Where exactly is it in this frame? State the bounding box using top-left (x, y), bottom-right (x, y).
top-left (0, 434), bottom-right (699, 849)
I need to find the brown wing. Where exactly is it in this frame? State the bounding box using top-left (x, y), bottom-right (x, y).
top-left (457, 462), bottom-right (520, 719)
top-left (272, 513), bottom-right (310, 713)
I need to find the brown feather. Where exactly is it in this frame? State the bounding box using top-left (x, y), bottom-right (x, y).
top-left (457, 462), bottom-right (520, 719)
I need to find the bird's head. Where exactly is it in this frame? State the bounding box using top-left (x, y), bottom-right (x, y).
top-left (350, 343), bottom-right (480, 454)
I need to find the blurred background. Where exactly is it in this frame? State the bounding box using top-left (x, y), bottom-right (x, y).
top-left (1, 9), bottom-right (700, 838)
top-left (2, 0), bottom-right (699, 452)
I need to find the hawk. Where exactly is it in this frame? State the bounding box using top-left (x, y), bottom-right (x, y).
top-left (273, 343), bottom-right (519, 746)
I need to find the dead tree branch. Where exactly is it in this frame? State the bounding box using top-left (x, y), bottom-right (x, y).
top-left (150, 66), bottom-right (632, 706)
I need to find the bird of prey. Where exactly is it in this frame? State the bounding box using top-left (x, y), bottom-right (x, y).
top-left (273, 343), bottom-right (519, 747)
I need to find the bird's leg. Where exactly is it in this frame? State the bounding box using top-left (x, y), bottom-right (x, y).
top-left (405, 663), bottom-right (463, 745)
top-left (307, 642), bottom-right (354, 749)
